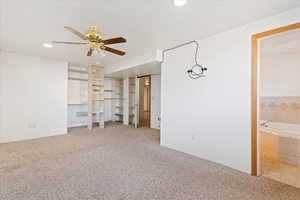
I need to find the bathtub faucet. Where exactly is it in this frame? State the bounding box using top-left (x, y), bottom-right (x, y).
top-left (260, 120), bottom-right (270, 127)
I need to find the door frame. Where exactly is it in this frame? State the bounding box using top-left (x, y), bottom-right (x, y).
top-left (134, 77), bottom-right (139, 128)
top-left (251, 22), bottom-right (300, 176)
top-left (136, 75), bottom-right (152, 128)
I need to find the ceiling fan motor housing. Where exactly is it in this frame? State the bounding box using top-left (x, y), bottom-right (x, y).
top-left (85, 26), bottom-right (102, 42)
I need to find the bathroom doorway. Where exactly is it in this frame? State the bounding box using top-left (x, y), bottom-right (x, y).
top-left (138, 76), bottom-right (151, 128)
top-left (252, 23), bottom-right (300, 187)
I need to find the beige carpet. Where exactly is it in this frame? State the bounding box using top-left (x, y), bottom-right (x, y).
top-left (0, 123), bottom-right (299, 200)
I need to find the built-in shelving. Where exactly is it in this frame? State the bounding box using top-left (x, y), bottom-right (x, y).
top-left (105, 98), bottom-right (123, 101)
top-left (88, 65), bottom-right (106, 129)
top-left (93, 78), bottom-right (104, 81)
top-left (68, 66), bottom-right (129, 129)
top-left (68, 68), bottom-right (102, 74)
top-left (77, 111), bottom-right (104, 117)
top-left (68, 69), bottom-right (88, 74)
top-left (128, 77), bottom-right (137, 126)
top-left (68, 77), bottom-right (88, 81)
top-left (113, 79), bottom-right (124, 123)
top-left (68, 103), bottom-right (88, 106)
top-left (92, 84), bottom-right (104, 87)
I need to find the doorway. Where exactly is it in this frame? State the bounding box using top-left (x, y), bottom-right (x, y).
top-left (251, 23), bottom-right (300, 184)
top-left (138, 76), bottom-right (151, 128)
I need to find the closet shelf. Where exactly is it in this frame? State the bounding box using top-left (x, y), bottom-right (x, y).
top-left (68, 103), bottom-right (88, 106)
top-left (68, 78), bottom-right (103, 82)
top-left (68, 69), bottom-right (88, 74)
top-left (68, 77), bottom-right (88, 81)
top-left (93, 111), bottom-right (104, 114)
top-left (92, 84), bottom-right (104, 87)
top-left (105, 98), bottom-right (124, 100)
top-left (77, 111), bottom-right (104, 117)
top-left (68, 69), bottom-right (99, 74)
top-left (93, 79), bottom-right (104, 81)
top-left (93, 89), bottom-right (112, 93)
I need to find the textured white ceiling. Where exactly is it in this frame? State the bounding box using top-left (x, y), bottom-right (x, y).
top-left (0, 0), bottom-right (299, 67)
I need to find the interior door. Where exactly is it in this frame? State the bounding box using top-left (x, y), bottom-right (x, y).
top-left (134, 77), bottom-right (139, 128)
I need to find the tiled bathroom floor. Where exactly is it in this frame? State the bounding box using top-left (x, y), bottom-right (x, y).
top-left (262, 159), bottom-right (300, 188)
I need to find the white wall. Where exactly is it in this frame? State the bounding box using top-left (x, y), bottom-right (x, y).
top-left (0, 52), bottom-right (68, 143)
top-left (260, 54), bottom-right (300, 97)
top-left (151, 75), bottom-right (161, 129)
top-left (161, 8), bottom-right (300, 174)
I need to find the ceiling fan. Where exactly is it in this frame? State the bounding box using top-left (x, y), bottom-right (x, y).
top-left (52, 26), bottom-right (126, 56)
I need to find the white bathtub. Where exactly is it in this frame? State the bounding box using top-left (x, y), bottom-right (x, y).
top-left (260, 122), bottom-right (300, 166)
top-left (260, 122), bottom-right (300, 139)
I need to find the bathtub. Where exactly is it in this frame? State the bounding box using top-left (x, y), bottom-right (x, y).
top-left (260, 122), bottom-right (300, 166)
top-left (260, 122), bottom-right (300, 139)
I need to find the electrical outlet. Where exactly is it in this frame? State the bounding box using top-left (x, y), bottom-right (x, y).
top-left (192, 134), bottom-right (196, 140)
top-left (28, 123), bottom-right (37, 129)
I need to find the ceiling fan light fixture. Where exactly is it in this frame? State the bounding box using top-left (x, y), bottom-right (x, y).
top-left (98, 50), bottom-right (106, 58)
top-left (43, 43), bottom-right (53, 48)
top-left (54, 26), bottom-right (126, 56)
top-left (90, 49), bottom-right (106, 58)
top-left (173, 0), bottom-right (187, 7)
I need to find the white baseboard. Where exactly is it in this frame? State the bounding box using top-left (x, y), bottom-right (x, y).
top-left (68, 123), bottom-right (87, 128)
top-left (0, 131), bottom-right (67, 144)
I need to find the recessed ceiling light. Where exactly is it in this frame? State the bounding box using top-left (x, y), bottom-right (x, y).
top-left (43, 43), bottom-right (53, 48)
top-left (173, 0), bottom-right (187, 7)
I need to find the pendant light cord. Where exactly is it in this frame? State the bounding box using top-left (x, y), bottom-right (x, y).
top-left (162, 40), bottom-right (207, 79)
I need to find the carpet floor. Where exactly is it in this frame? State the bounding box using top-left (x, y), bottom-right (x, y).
top-left (0, 123), bottom-right (299, 200)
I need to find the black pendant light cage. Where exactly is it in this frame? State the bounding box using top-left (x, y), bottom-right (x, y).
top-left (187, 41), bottom-right (207, 79)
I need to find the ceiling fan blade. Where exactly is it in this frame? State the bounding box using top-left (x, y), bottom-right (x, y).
top-left (52, 41), bottom-right (88, 45)
top-left (101, 46), bottom-right (125, 56)
top-left (87, 48), bottom-right (93, 56)
top-left (101, 37), bottom-right (126, 45)
top-left (64, 26), bottom-right (87, 40)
